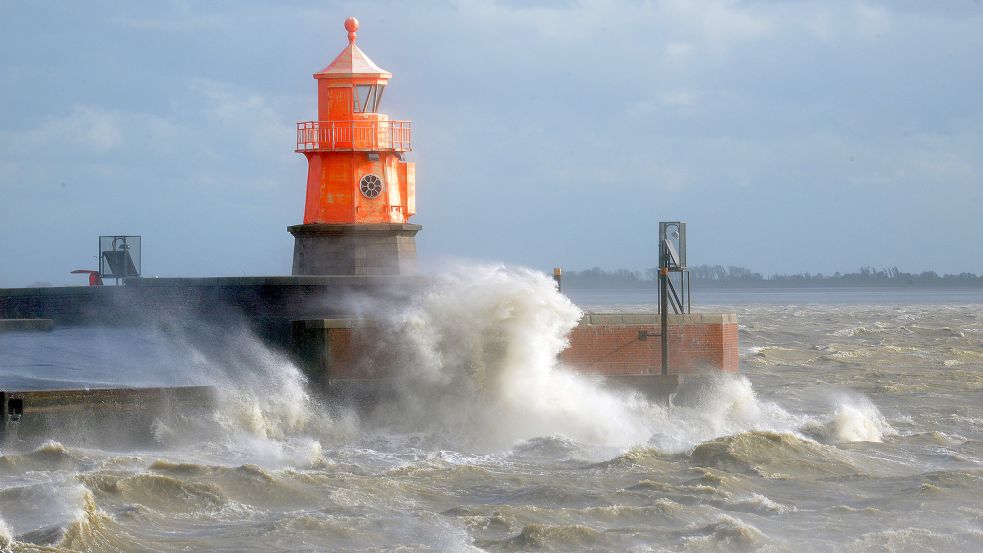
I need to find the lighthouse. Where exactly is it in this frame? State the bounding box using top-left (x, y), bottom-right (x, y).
top-left (288, 17), bottom-right (420, 276)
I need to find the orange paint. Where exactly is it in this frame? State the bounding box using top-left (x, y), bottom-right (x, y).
top-left (298, 17), bottom-right (415, 225)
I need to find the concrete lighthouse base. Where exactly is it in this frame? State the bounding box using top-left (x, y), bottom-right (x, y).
top-left (288, 223), bottom-right (422, 276)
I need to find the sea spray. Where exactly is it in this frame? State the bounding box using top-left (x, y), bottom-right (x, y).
top-left (137, 322), bottom-right (345, 466)
top-left (50, 485), bottom-right (153, 552)
top-left (346, 264), bottom-right (881, 453)
top-left (354, 264), bottom-right (660, 450)
top-left (0, 517), bottom-right (12, 550)
top-left (804, 393), bottom-right (896, 443)
top-left (140, 264), bottom-right (897, 460)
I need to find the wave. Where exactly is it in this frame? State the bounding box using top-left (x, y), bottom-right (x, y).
top-left (139, 460), bottom-right (330, 511)
top-left (113, 473), bottom-right (226, 513)
top-left (348, 266), bottom-right (864, 457)
top-left (350, 264), bottom-right (663, 450)
top-left (8, 486), bottom-right (139, 552)
top-left (0, 441), bottom-right (90, 475)
top-left (586, 446), bottom-right (677, 472)
top-left (56, 488), bottom-right (132, 551)
top-left (0, 518), bottom-right (11, 550)
top-left (509, 435), bottom-right (590, 463)
top-left (341, 263), bottom-right (903, 460)
top-left (690, 431), bottom-right (865, 478)
top-left (803, 395), bottom-right (896, 443)
top-left (676, 515), bottom-right (768, 551)
top-left (495, 523), bottom-right (604, 550)
top-left (726, 493), bottom-right (795, 514)
top-left (905, 325), bottom-right (965, 338)
top-left (847, 527), bottom-right (979, 552)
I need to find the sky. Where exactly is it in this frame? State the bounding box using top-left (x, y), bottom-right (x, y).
top-left (1, 0), bottom-right (982, 287)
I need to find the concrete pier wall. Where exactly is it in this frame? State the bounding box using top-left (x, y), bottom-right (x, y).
top-left (0, 276), bottom-right (425, 348)
top-left (0, 385), bottom-right (216, 448)
top-left (0, 318), bottom-right (54, 332)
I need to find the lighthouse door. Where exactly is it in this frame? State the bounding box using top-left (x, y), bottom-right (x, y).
top-left (328, 87), bottom-right (352, 120)
top-left (326, 87), bottom-right (354, 149)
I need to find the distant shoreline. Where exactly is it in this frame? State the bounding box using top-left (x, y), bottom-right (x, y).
top-left (563, 281), bottom-right (983, 290)
top-left (561, 265), bottom-right (983, 291)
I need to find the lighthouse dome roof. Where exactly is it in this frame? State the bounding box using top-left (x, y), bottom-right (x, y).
top-left (315, 18), bottom-right (392, 79)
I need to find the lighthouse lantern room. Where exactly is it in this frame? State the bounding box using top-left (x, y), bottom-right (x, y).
top-left (288, 17), bottom-right (421, 276)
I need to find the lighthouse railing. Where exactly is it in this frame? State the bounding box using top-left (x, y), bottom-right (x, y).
top-left (296, 120), bottom-right (412, 152)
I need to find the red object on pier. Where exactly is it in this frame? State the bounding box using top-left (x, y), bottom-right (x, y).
top-left (70, 270), bottom-right (103, 286)
top-left (297, 17), bottom-right (415, 225)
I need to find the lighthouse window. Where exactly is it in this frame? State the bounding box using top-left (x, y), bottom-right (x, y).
top-left (373, 85), bottom-right (385, 111)
top-left (359, 174), bottom-right (383, 198)
top-left (355, 85), bottom-right (373, 113)
top-left (353, 85), bottom-right (385, 113)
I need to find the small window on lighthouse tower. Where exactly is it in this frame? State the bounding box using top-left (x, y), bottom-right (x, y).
top-left (354, 85), bottom-right (385, 113)
top-left (355, 85), bottom-right (372, 112)
top-left (373, 85), bottom-right (385, 111)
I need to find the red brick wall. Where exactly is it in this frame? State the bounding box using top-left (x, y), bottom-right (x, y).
top-left (315, 313), bottom-right (739, 380)
top-left (324, 326), bottom-right (396, 379)
top-left (559, 314), bottom-right (739, 375)
top-left (326, 327), bottom-right (355, 378)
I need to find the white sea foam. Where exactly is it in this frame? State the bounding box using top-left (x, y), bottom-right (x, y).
top-left (805, 394), bottom-right (896, 443)
top-left (348, 264), bottom-right (823, 453)
top-left (648, 373), bottom-right (810, 452)
top-left (103, 321), bottom-right (348, 469)
top-left (355, 264), bottom-right (660, 450)
top-left (0, 517), bottom-right (12, 549)
top-left (134, 264), bottom-right (899, 460)
top-left (827, 401), bottom-right (895, 443)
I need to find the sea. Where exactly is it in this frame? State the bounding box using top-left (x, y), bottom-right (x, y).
top-left (0, 267), bottom-right (981, 552)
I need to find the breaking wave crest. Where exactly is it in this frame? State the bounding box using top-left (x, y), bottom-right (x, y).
top-left (338, 264), bottom-right (897, 455)
top-left (807, 396), bottom-right (897, 443)
top-left (508, 523), bottom-right (603, 549)
top-left (135, 323), bottom-right (343, 467)
top-left (0, 518), bottom-right (11, 550)
top-left (57, 488), bottom-right (130, 551)
top-left (679, 515), bottom-right (768, 551)
top-left (691, 431), bottom-right (865, 478)
top-left (354, 264), bottom-right (662, 450)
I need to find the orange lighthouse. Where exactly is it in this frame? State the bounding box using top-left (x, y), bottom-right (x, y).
top-left (288, 17), bottom-right (420, 275)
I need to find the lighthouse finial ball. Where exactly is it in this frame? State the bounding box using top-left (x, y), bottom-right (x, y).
top-left (345, 17), bottom-right (359, 43)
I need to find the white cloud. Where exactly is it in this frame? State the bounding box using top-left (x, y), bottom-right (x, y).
top-left (0, 106), bottom-right (176, 156)
top-left (186, 78), bottom-right (294, 161)
top-left (110, 0), bottom-right (229, 32)
top-left (454, 0), bottom-right (774, 54)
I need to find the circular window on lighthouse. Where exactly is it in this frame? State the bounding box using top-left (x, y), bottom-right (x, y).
top-left (359, 174), bottom-right (383, 199)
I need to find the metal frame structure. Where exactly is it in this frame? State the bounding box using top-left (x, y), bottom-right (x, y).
top-left (658, 221), bottom-right (690, 375)
top-left (98, 235), bottom-right (141, 285)
top-left (640, 222), bottom-right (692, 375)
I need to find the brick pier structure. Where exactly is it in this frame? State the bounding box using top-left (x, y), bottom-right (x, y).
top-left (290, 312), bottom-right (740, 399)
top-left (560, 313), bottom-right (739, 375)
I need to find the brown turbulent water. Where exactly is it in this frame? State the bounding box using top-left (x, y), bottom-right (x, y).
top-left (0, 273), bottom-right (981, 552)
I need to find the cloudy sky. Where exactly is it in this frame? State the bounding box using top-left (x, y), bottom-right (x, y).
top-left (1, 0), bottom-right (981, 286)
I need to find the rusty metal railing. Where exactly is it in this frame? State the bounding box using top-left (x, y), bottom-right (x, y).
top-left (296, 120), bottom-right (412, 152)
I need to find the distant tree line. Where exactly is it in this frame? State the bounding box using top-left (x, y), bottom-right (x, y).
top-left (561, 265), bottom-right (983, 289)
